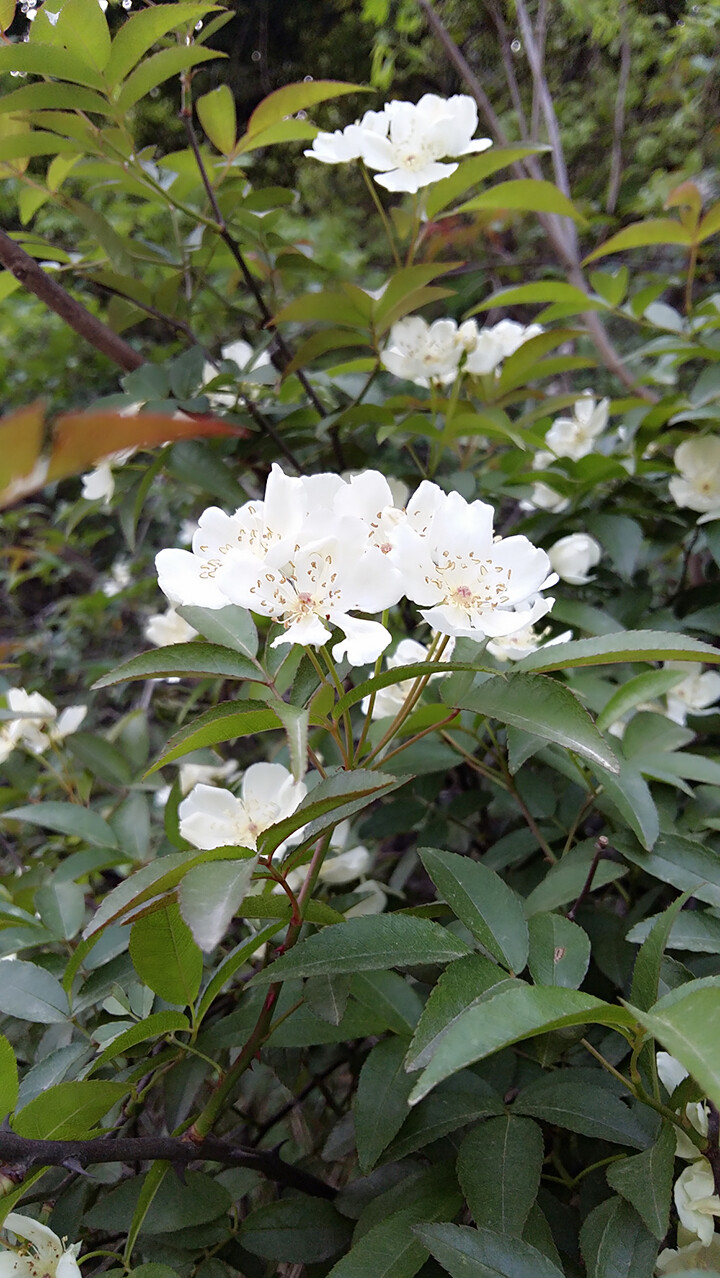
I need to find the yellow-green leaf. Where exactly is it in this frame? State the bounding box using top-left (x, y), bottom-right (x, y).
top-left (196, 84), bottom-right (236, 155)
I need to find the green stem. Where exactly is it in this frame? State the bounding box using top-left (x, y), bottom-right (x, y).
top-left (321, 645), bottom-right (354, 766)
top-left (365, 633), bottom-right (450, 765)
top-left (361, 164), bottom-right (401, 268)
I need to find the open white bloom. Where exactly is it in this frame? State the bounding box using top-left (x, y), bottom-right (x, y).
top-left (395, 482), bottom-right (556, 640)
top-left (547, 533), bottom-right (601, 585)
top-left (102, 558), bottom-right (131, 598)
top-left (382, 316), bottom-right (477, 388)
top-left (664, 662), bottom-right (720, 726)
top-left (144, 608), bottom-right (198, 648)
top-left (465, 320), bottom-right (544, 376)
top-left (305, 94), bottom-right (492, 193)
top-left (657, 1051), bottom-right (709, 1160)
top-left (203, 340), bottom-right (272, 409)
top-left (0, 690), bottom-right (85, 762)
top-left (656, 1234), bottom-right (720, 1273)
top-left (80, 442), bottom-right (136, 504)
top-left (487, 622), bottom-right (572, 662)
top-left (345, 879), bottom-right (388, 916)
top-left (544, 394), bottom-right (610, 462)
top-left (670, 436), bottom-right (720, 522)
top-left (178, 758), bottom-right (239, 795)
top-left (178, 762), bottom-right (306, 852)
top-left (520, 451), bottom-right (570, 513)
top-left (675, 1160), bottom-right (720, 1246)
top-left (0, 1212), bottom-right (81, 1277)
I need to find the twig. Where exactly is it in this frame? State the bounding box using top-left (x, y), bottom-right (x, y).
top-left (606, 0), bottom-right (632, 215)
top-left (485, 0), bottom-right (529, 139)
top-left (0, 1129), bottom-right (335, 1200)
top-left (0, 229), bottom-right (144, 373)
top-left (530, 0), bottom-right (549, 143)
top-left (567, 835), bottom-right (609, 920)
top-left (706, 1101), bottom-right (720, 1197)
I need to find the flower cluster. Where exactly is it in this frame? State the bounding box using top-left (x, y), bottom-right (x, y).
top-left (0, 689), bottom-right (86, 765)
top-left (664, 662), bottom-right (720, 727)
top-left (381, 315), bottom-right (542, 389)
top-left (305, 93), bottom-right (492, 193)
top-left (656, 1052), bottom-right (720, 1259)
top-left (155, 466), bottom-right (557, 665)
top-left (670, 436), bottom-right (720, 524)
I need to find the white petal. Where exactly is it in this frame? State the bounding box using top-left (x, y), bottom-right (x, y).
top-left (331, 615), bottom-right (392, 667)
top-left (178, 785), bottom-right (250, 850)
top-left (3, 1214), bottom-right (63, 1261)
top-left (155, 548), bottom-right (228, 609)
top-left (319, 845), bottom-right (372, 884)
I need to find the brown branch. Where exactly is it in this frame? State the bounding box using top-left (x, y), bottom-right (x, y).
top-left (0, 229), bottom-right (144, 373)
top-left (567, 835), bottom-right (609, 921)
top-left (0, 1129), bottom-right (335, 1200)
top-left (606, 0), bottom-right (632, 215)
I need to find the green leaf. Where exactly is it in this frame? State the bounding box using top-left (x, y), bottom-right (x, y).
top-left (514, 1072), bottom-right (651, 1148)
top-left (105, 3), bottom-right (220, 85)
top-left (630, 892), bottom-right (691, 1012)
top-left (515, 630), bottom-right (720, 673)
top-left (129, 903), bottom-right (203, 1005)
top-left (0, 959), bottom-right (68, 1024)
top-left (406, 953), bottom-right (515, 1071)
top-left (328, 1181), bottom-right (463, 1278)
top-left (53, 0), bottom-right (111, 71)
top-left (91, 642), bottom-right (261, 689)
top-left (420, 847), bottom-right (529, 973)
top-left (351, 970), bottom-right (424, 1036)
top-left (110, 792), bottom-right (150, 860)
top-left (240, 1197), bottom-right (351, 1263)
top-left (409, 987), bottom-right (635, 1104)
top-left (274, 701), bottom-right (309, 783)
top-left (0, 84), bottom-right (110, 117)
top-left (252, 915), bottom-right (471, 985)
top-left (0, 1036), bottom-right (18, 1121)
top-left (0, 800), bottom-right (117, 847)
top-left (89, 1011), bottom-right (189, 1073)
top-left (592, 759), bottom-right (659, 851)
top-left (606, 1123), bottom-right (676, 1239)
top-left (579, 1197), bottom-right (658, 1278)
top-left (66, 732), bottom-right (133, 787)
top-left (176, 604), bottom-right (258, 657)
top-left (147, 700), bottom-right (284, 774)
top-left (457, 1115), bottom-right (544, 1235)
top-left (524, 842), bottom-right (628, 916)
top-left (0, 1), bottom-right (15, 34)
top-left (84, 1169), bottom-right (231, 1234)
top-left (178, 856), bottom-right (258, 952)
top-left (468, 280), bottom-right (595, 314)
top-left (457, 177), bottom-right (585, 222)
top-left (304, 972), bottom-right (351, 1025)
top-left (614, 831), bottom-right (720, 910)
top-left (196, 84), bottom-right (236, 154)
top-left (424, 146), bottom-right (550, 218)
top-left (247, 79), bottom-right (368, 136)
top-left (372, 261), bottom-right (463, 328)
top-left (583, 218), bottom-right (692, 263)
top-left (527, 913), bottom-right (591, 988)
top-left (196, 921), bottom-right (284, 1022)
top-left (627, 910), bottom-right (720, 954)
top-left (35, 880), bottom-right (85, 940)
top-left (332, 659), bottom-right (491, 719)
top-left (13, 1080), bottom-right (128, 1138)
top-left (596, 669), bottom-right (687, 733)
top-left (355, 1036), bottom-right (415, 1172)
top-left (258, 769), bottom-right (403, 859)
top-left (124, 1161), bottom-right (169, 1268)
top-left (415, 1223), bottom-right (565, 1278)
top-left (385, 1073), bottom-right (503, 1162)
top-left (116, 46), bottom-right (225, 112)
top-left (458, 672), bottom-right (619, 772)
top-left (628, 986), bottom-right (720, 1113)
top-left (0, 42), bottom-right (105, 89)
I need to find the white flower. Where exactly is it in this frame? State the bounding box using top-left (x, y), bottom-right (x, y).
top-left (48, 705), bottom-right (87, 744)
top-left (361, 636), bottom-right (455, 718)
top-left (178, 758), bottom-right (239, 795)
top-left (486, 622), bottom-right (572, 662)
top-left (178, 762), bottom-right (307, 852)
top-left (547, 533), bottom-right (601, 585)
top-left (465, 320), bottom-right (544, 376)
top-left (80, 447), bottom-right (135, 504)
top-left (544, 394), bottom-right (610, 462)
top-left (345, 879), bottom-right (388, 916)
top-left (395, 482), bottom-right (556, 640)
top-left (0, 690), bottom-right (86, 763)
top-left (656, 1235), bottom-right (720, 1273)
top-left (305, 94), bottom-right (492, 193)
top-left (670, 436), bottom-right (720, 522)
top-left (656, 1052), bottom-right (710, 1162)
top-left (202, 341), bottom-right (272, 409)
top-left (319, 822), bottom-right (373, 885)
top-left (657, 1050), bottom-right (690, 1096)
top-left (0, 1212), bottom-right (81, 1278)
top-left (144, 608), bottom-right (198, 648)
top-left (520, 451), bottom-right (570, 513)
top-left (381, 316), bottom-right (477, 388)
top-left (664, 662), bottom-right (720, 726)
top-left (675, 1160), bottom-right (720, 1246)
top-left (102, 558), bottom-right (131, 598)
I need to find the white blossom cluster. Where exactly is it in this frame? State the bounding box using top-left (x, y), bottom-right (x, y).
top-left (0, 689), bottom-right (86, 765)
top-left (381, 316), bottom-right (543, 389)
top-left (525, 394), bottom-right (610, 513)
top-left (655, 1053), bottom-right (720, 1266)
top-left (305, 93), bottom-right (492, 193)
top-left (155, 466), bottom-right (557, 667)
